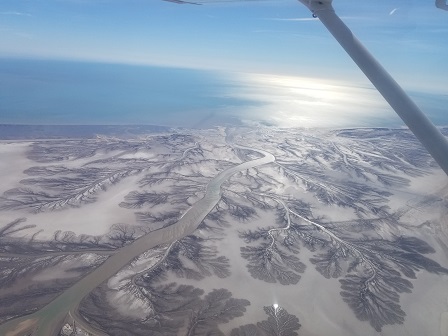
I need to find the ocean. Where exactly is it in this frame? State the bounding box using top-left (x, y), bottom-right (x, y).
top-left (0, 58), bottom-right (254, 128)
top-left (0, 58), bottom-right (446, 128)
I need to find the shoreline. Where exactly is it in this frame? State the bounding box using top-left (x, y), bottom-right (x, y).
top-left (1, 124), bottom-right (447, 141)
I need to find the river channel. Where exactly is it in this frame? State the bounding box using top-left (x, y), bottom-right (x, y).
top-left (0, 145), bottom-right (275, 336)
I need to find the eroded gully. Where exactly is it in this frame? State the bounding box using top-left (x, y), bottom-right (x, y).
top-left (0, 144), bottom-right (275, 336)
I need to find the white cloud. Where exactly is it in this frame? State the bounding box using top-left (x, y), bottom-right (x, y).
top-left (0, 11), bottom-right (32, 17)
top-left (389, 8), bottom-right (399, 16)
top-left (266, 17), bottom-right (318, 22)
top-left (264, 16), bottom-right (367, 22)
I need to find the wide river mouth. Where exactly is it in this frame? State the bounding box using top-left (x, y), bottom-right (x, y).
top-left (0, 145), bottom-right (275, 336)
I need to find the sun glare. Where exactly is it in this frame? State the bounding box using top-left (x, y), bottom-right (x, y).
top-left (227, 72), bottom-right (392, 128)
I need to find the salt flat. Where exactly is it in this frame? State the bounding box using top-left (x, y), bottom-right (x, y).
top-left (0, 125), bottom-right (447, 336)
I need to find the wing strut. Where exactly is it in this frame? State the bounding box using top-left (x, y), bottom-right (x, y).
top-left (436, 0), bottom-right (448, 10)
top-left (298, 0), bottom-right (448, 176)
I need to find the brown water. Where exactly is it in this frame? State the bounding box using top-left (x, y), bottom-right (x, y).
top-left (0, 146), bottom-right (275, 336)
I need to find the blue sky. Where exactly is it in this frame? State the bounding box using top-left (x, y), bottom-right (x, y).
top-left (0, 0), bottom-right (447, 127)
top-left (1, 0), bottom-right (447, 91)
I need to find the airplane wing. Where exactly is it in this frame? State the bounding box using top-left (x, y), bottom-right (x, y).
top-left (163, 0), bottom-right (277, 4)
top-left (436, 0), bottom-right (448, 10)
top-left (163, 0), bottom-right (202, 4)
top-left (165, 0), bottom-right (448, 11)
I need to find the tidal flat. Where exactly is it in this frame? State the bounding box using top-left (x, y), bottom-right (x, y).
top-left (0, 125), bottom-right (447, 336)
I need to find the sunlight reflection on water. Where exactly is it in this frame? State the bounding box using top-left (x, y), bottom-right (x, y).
top-left (1, 59), bottom-right (446, 128)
